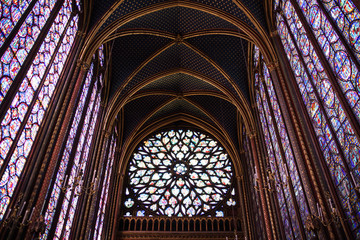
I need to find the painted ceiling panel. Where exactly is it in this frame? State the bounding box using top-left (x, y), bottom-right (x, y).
top-left (142, 99), bottom-right (215, 129)
top-left (117, 44), bottom-right (239, 98)
top-left (119, 7), bottom-right (238, 33)
top-left (140, 73), bottom-right (221, 93)
top-left (186, 95), bottom-right (239, 148)
top-left (186, 35), bottom-right (250, 100)
top-left (123, 95), bottom-right (174, 142)
top-left (90, 0), bottom-right (265, 32)
top-left (110, 35), bottom-right (172, 98)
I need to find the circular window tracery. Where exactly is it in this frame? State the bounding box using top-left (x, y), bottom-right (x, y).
top-left (125, 129), bottom-right (234, 217)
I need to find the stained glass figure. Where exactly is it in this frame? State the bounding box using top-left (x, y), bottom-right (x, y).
top-left (125, 129), bottom-right (234, 217)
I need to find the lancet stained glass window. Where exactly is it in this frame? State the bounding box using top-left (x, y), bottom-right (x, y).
top-left (274, 0), bottom-right (360, 237)
top-left (124, 129), bottom-right (235, 218)
top-left (94, 132), bottom-right (116, 239)
top-left (254, 46), bottom-right (311, 239)
top-left (0, 0), bottom-right (79, 219)
top-left (41, 44), bottom-right (104, 239)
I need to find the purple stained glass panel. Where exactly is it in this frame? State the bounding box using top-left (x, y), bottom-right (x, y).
top-left (57, 91), bottom-right (101, 240)
top-left (41, 62), bottom-right (94, 240)
top-left (276, 4), bottom-right (360, 232)
top-left (320, 0), bottom-right (360, 61)
top-left (0, 2), bottom-right (77, 219)
top-left (255, 81), bottom-right (297, 238)
top-left (0, 0), bottom-right (32, 47)
top-left (294, 0), bottom-right (360, 123)
top-left (0, 0), bottom-right (57, 104)
top-left (94, 134), bottom-right (116, 239)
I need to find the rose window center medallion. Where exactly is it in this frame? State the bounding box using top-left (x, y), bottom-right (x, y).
top-left (126, 129), bottom-right (233, 217)
top-left (174, 163), bottom-right (187, 175)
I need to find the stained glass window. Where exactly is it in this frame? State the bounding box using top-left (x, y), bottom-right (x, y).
top-left (320, 0), bottom-right (360, 61)
top-left (243, 131), bottom-right (265, 240)
top-left (41, 44), bottom-right (105, 239)
top-left (275, 0), bottom-right (360, 237)
top-left (0, 0), bottom-right (79, 219)
top-left (124, 129), bottom-right (235, 218)
top-left (253, 46), bottom-right (311, 239)
top-left (93, 133), bottom-right (116, 240)
top-left (0, 0), bottom-right (57, 103)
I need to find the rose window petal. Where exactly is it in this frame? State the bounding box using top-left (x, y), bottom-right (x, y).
top-left (127, 129), bottom-right (233, 217)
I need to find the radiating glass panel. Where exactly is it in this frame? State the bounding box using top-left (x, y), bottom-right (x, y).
top-left (126, 129), bottom-right (233, 217)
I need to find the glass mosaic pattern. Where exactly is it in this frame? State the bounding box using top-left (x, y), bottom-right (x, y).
top-left (0, 0), bottom-right (77, 219)
top-left (94, 134), bottom-right (116, 240)
top-left (41, 62), bottom-right (94, 240)
top-left (275, 0), bottom-right (360, 235)
top-left (0, 0), bottom-right (32, 46)
top-left (320, 0), bottom-right (360, 62)
top-left (126, 129), bottom-right (233, 217)
top-left (294, 0), bottom-right (360, 123)
top-left (0, 0), bottom-right (57, 103)
top-left (255, 74), bottom-right (297, 239)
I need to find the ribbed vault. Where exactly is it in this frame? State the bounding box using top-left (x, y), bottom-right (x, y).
top-left (83, 0), bottom-right (275, 181)
top-left (79, 1), bottom-right (277, 238)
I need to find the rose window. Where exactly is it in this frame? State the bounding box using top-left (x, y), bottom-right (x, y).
top-left (124, 129), bottom-right (234, 217)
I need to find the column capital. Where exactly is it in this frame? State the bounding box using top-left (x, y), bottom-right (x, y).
top-left (76, 59), bottom-right (90, 70)
top-left (266, 60), bottom-right (279, 72)
top-left (270, 29), bottom-right (278, 38)
top-left (247, 131), bottom-right (257, 139)
top-left (103, 129), bottom-right (111, 138)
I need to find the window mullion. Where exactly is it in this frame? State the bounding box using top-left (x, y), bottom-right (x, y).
top-left (0, 0), bottom-right (37, 56)
top-left (71, 96), bottom-right (105, 240)
top-left (260, 74), bottom-right (310, 239)
top-left (256, 86), bottom-right (297, 239)
top-left (94, 135), bottom-right (116, 239)
top-left (0, 12), bottom-right (75, 179)
top-left (252, 92), bottom-right (287, 240)
top-left (0, 0), bottom-right (65, 121)
top-left (279, 12), bottom-right (359, 195)
top-left (246, 102), bottom-right (286, 239)
top-left (315, 0), bottom-right (360, 69)
top-left (88, 131), bottom-right (113, 239)
top-left (45, 66), bottom-right (97, 240)
top-left (288, 0), bottom-right (360, 140)
top-left (58, 91), bottom-right (100, 240)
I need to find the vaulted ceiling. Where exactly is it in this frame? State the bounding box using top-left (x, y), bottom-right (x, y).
top-left (86, 0), bottom-right (272, 154)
